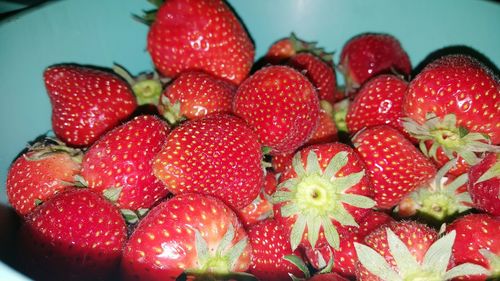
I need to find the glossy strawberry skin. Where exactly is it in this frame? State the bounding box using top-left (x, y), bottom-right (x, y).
top-left (446, 214), bottom-right (500, 281)
top-left (147, 0), bottom-right (254, 84)
top-left (265, 38), bottom-right (297, 64)
top-left (308, 272), bottom-right (350, 281)
top-left (403, 54), bottom-right (500, 144)
top-left (355, 220), bottom-right (438, 281)
top-left (159, 70), bottom-right (236, 122)
top-left (248, 219), bottom-right (304, 281)
top-left (288, 53), bottom-right (339, 104)
top-left (233, 65), bottom-right (320, 155)
top-left (346, 75), bottom-right (408, 135)
top-left (7, 148), bottom-right (81, 216)
top-left (468, 153), bottom-right (500, 215)
top-left (18, 189), bottom-right (127, 281)
top-left (121, 193), bottom-right (251, 281)
top-left (305, 211), bottom-right (393, 278)
top-left (237, 171), bottom-right (277, 227)
top-left (275, 142), bottom-right (373, 249)
top-left (44, 65), bottom-right (137, 147)
top-left (353, 125), bottom-right (437, 209)
top-left (81, 115), bottom-right (170, 211)
top-left (339, 33), bottom-right (411, 91)
top-left (152, 114), bottom-right (263, 210)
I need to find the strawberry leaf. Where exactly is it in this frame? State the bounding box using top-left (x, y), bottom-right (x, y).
top-left (121, 209), bottom-right (139, 224)
top-left (323, 151), bottom-right (348, 180)
top-left (354, 242), bottom-right (403, 281)
top-left (284, 254), bottom-right (310, 279)
top-left (443, 263), bottom-right (490, 280)
top-left (422, 230), bottom-right (455, 275)
top-left (290, 215), bottom-right (307, 250)
top-left (386, 228), bottom-right (419, 276)
top-left (103, 186), bottom-right (122, 202)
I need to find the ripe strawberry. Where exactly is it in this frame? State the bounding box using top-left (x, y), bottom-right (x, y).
top-left (247, 219), bottom-right (305, 281)
top-left (121, 193), bottom-right (251, 281)
top-left (339, 33), bottom-right (411, 93)
top-left (468, 153), bottom-right (500, 215)
top-left (446, 214), bottom-right (500, 281)
top-left (80, 115), bottom-right (170, 213)
top-left (354, 220), bottom-right (489, 281)
top-left (308, 273), bottom-right (349, 281)
top-left (265, 33), bottom-right (333, 65)
top-left (153, 114), bottom-right (263, 210)
top-left (305, 211), bottom-right (393, 278)
top-left (272, 142), bottom-right (375, 252)
top-left (44, 64), bottom-right (137, 147)
top-left (272, 151), bottom-right (295, 174)
top-left (395, 159), bottom-right (472, 225)
top-left (158, 70), bottom-right (236, 125)
top-left (6, 138), bottom-right (82, 216)
top-left (146, 0), bottom-right (254, 84)
top-left (288, 53), bottom-right (340, 104)
top-left (17, 189), bottom-right (127, 281)
top-left (403, 55), bottom-right (500, 174)
top-left (233, 65), bottom-right (320, 155)
top-left (352, 125), bottom-right (437, 209)
top-left (237, 171), bottom-right (277, 227)
top-left (346, 74), bottom-right (408, 135)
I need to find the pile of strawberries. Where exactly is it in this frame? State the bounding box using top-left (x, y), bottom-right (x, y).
top-left (4, 0), bottom-right (499, 281)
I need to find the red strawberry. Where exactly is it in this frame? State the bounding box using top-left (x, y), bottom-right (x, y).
top-left (233, 65), bottom-right (320, 155)
top-left (44, 64), bottom-right (137, 147)
top-left (18, 189), bottom-right (127, 281)
top-left (288, 53), bottom-right (340, 104)
top-left (395, 159), bottom-right (472, 224)
top-left (283, 253), bottom-right (350, 281)
top-left (247, 219), bottom-right (305, 281)
top-left (354, 220), bottom-right (489, 281)
top-left (346, 74), bottom-right (408, 135)
top-left (272, 152), bottom-right (295, 174)
top-left (146, 0), bottom-right (254, 84)
top-left (403, 55), bottom-right (500, 174)
top-left (121, 193), bottom-right (251, 281)
top-left (158, 70), bottom-right (236, 125)
top-left (468, 153), bottom-right (500, 215)
top-left (265, 33), bottom-right (332, 65)
top-left (237, 171), bottom-right (277, 227)
top-left (446, 214), bottom-right (500, 281)
top-left (339, 33), bottom-right (411, 93)
top-left (353, 125), bottom-right (437, 209)
top-left (305, 211), bottom-right (393, 278)
top-left (80, 115), bottom-right (170, 214)
top-left (152, 114), bottom-right (263, 210)
top-left (272, 142), bottom-right (375, 252)
top-left (6, 138), bottom-right (82, 216)
top-left (308, 273), bottom-right (349, 281)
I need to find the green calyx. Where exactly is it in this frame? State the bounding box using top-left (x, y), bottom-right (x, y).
top-left (480, 249), bottom-right (500, 278)
top-left (402, 113), bottom-right (500, 165)
top-left (354, 229), bottom-right (490, 281)
top-left (409, 159), bottom-right (472, 223)
top-left (113, 64), bottom-right (166, 107)
top-left (272, 150), bottom-right (375, 251)
top-left (132, 0), bottom-right (164, 26)
top-left (289, 32), bottom-right (334, 63)
top-left (189, 224), bottom-right (248, 275)
top-left (25, 137), bottom-right (83, 163)
top-left (333, 98), bottom-right (350, 133)
top-left (159, 95), bottom-right (184, 125)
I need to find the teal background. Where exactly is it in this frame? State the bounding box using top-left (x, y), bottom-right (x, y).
top-left (0, 0), bottom-right (499, 278)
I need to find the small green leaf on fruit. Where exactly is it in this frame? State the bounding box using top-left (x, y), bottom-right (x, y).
top-left (103, 186), bottom-right (123, 202)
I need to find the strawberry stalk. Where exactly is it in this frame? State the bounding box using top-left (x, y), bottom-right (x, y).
top-left (403, 113), bottom-right (500, 165)
top-left (113, 65), bottom-right (167, 106)
top-left (272, 150), bottom-right (375, 250)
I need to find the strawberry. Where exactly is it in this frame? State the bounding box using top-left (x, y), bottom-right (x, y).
top-left (339, 33), bottom-right (411, 93)
top-left (121, 193), bottom-right (251, 281)
top-left (395, 159), bottom-right (472, 225)
top-left (346, 74), bottom-right (408, 136)
top-left (265, 33), bottom-right (333, 65)
top-left (44, 64), bottom-right (137, 147)
top-left (272, 151), bottom-right (295, 174)
top-left (354, 220), bottom-right (489, 281)
top-left (308, 273), bottom-right (349, 281)
top-left (145, 0), bottom-right (254, 84)
top-left (288, 53), bottom-right (340, 104)
top-left (152, 114), bottom-right (263, 210)
top-left (237, 171), bottom-right (277, 227)
top-left (80, 115), bottom-right (170, 215)
top-left (6, 138), bottom-right (82, 216)
top-left (446, 214), bottom-right (500, 281)
top-left (352, 125), bottom-right (437, 209)
top-left (402, 55), bottom-right (500, 174)
top-left (158, 70), bottom-right (236, 125)
top-left (272, 142), bottom-right (375, 252)
top-left (247, 219), bottom-right (305, 281)
top-left (284, 253), bottom-right (350, 281)
top-left (233, 65), bottom-right (320, 155)
top-left (305, 211), bottom-right (393, 278)
top-left (468, 152), bottom-right (500, 215)
top-left (17, 189), bottom-right (127, 281)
